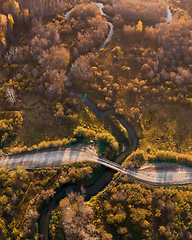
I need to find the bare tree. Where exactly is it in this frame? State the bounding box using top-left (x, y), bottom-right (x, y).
top-left (5, 87), bottom-right (16, 107)
top-left (60, 190), bottom-right (105, 240)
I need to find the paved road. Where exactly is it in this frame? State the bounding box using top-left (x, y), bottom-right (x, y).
top-left (0, 147), bottom-right (98, 169)
top-left (1, 147), bottom-right (192, 186)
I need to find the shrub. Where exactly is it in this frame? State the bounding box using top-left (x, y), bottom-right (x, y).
top-left (97, 132), bottom-right (119, 153)
top-left (108, 114), bottom-right (132, 148)
top-left (148, 150), bottom-right (178, 162)
top-left (123, 149), bottom-right (145, 168)
top-left (73, 126), bottom-right (87, 139)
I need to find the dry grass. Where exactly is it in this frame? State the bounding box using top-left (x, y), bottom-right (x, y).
top-left (140, 103), bottom-right (192, 154)
top-left (6, 94), bottom-right (69, 149)
top-left (4, 92), bottom-right (107, 153)
top-left (91, 27), bottom-right (192, 162)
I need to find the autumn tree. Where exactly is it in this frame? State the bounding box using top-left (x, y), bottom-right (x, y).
top-left (38, 45), bottom-right (70, 71)
top-left (136, 20), bottom-right (143, 32)
top-left (20, 8), bottom-right (30, 24)
top-left (19, 0), bottom-right (68, 20)
top-left (76, 15), bottom-right (108, 54)
top-left (0, 14), bottom-right (7, 54)
top-left (38, 69), bottom-right (67, 98)
top-left (113, 14), bottom-right (124, 28)
top-left (71, 53), bottom-right (97, 81)
top-left (60, 190), bottom-right (112, 239)
top-left (2, 0), bottom-right (20, 17)
top-left (31, 22), bottom-right (60, 47)
top-left (111, 0), bottom-right (167, 23)
top-left (69, 2), bottom-right (101, 20)
top-left (144, 16), bottom-right (192, 86)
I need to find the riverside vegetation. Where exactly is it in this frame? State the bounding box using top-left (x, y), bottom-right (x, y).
top-left (0, 162), bottom-right (104, 239)
top-left (50, 173), bottom-right (192, 240)
top-left (1, 0), bottom-right (192, 239)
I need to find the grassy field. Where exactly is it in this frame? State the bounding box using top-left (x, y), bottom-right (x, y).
top-left (0, 88), bottom-right (112, 154)
top-left (83, 23), bottom-right (192, 164)
top-left (140, 103), bottom-right (192, 154)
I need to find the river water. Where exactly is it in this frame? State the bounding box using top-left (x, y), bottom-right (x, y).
top-left (167, 6), bottom-right (172, 23)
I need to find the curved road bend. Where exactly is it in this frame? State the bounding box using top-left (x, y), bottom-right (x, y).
top-left (1, 148), bottom-right (192, 186)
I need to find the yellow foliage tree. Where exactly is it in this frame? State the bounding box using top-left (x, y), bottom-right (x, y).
top-left (2, 0), bottom-right (20, 16)
top-left (0, 36), bottom-right (6, 47)
top-left (136, 20), bottom-right (143, 32)
top-left (0, 14), bottom-right (7, 37)
top-left (8, 14), bottom-right (14, 30)
top-left (12, 0), bottom-right (20, 15)
top-left (20, 8), bottom-right (30, 22)
top-left (0, 217), bottom-right (8, 237)
top-left (23, 8), bottom-right (29, 18)
top-left (0, 13), bottom-right (7, 27)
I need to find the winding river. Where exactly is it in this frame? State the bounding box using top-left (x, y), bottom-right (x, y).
top-left (0, 3), bottom-right (173, 240)
top-left (38, 4), bottom-right (137, 239)
top-left (38, 3), bottom-right (173, 240)
top-left (39, 87), bottom-right (138, 239)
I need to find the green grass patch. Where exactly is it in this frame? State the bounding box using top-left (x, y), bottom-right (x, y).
top-left (107, 113), bottom-right (132, 148)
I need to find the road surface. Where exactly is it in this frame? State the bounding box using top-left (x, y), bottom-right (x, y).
top-left (1, 145), bottom-right (192, 186)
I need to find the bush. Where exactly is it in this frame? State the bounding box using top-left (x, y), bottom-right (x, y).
top-left (123, 149), bottom-right (145, 168)
top-left (148, 150), bottom-right (192, 166)
top-left (108, 114), bottom-right (132, 148)
top-left (73, 126), bottom-right (87, 139)
top-left (0, 111), bottom-right (23, 148)
top-left (97, 132), bottom-right (119, 159)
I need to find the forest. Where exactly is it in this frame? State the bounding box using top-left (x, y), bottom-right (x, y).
top-left (50, 173), bottom-right (192, 240)
top-left (1, 0), bottom-right (192, 239)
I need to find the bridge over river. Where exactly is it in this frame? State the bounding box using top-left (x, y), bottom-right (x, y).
top-left (1, 146), bottom-right (192, 186)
